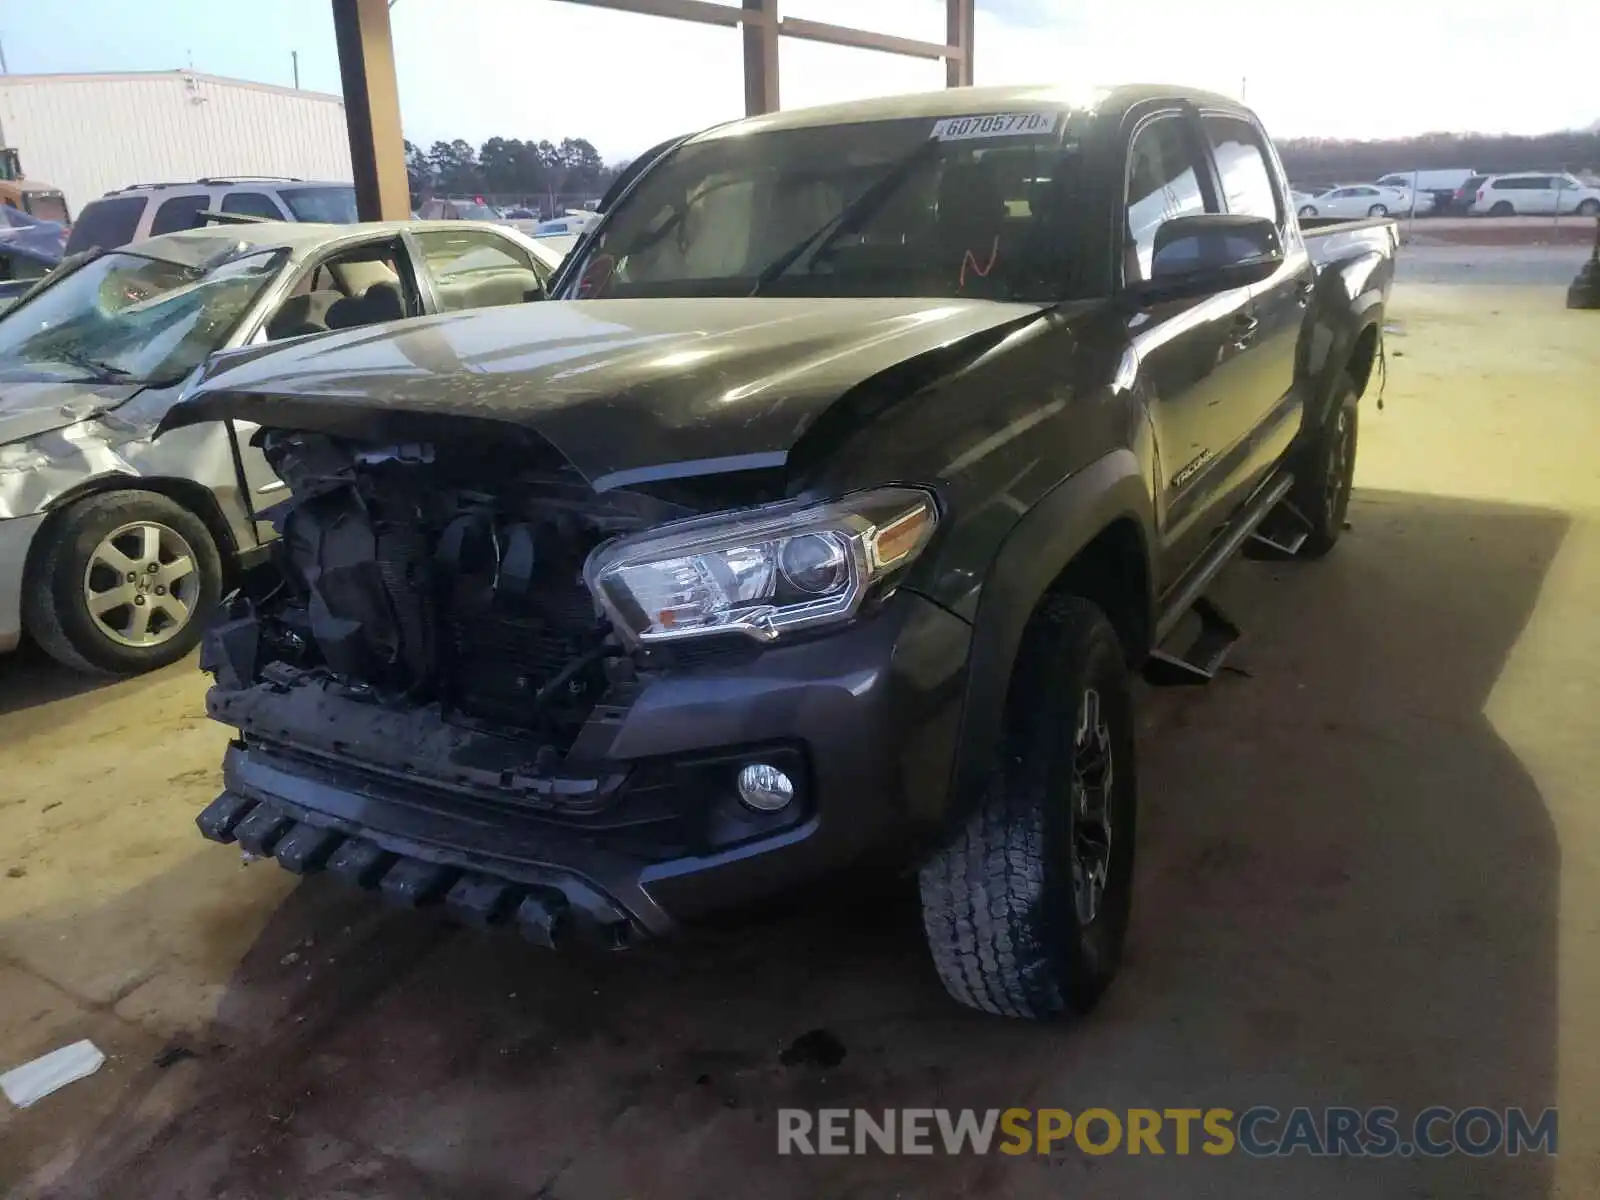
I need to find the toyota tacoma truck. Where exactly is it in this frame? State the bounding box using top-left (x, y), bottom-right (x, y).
top-left (165, 84), bottom-right (1396, 1020)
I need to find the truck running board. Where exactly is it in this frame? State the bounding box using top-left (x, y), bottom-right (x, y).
top-left (1144, 595), bottom-right (1241, 685)
top-left (1144, 467), bottom-right (1295, 686)
top-left (1246, 496), bottom-right (1314, 558)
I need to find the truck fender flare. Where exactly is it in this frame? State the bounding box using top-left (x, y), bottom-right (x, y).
top-left (1321, 311), bottom-right (1383, 413)
top-left (1301, 302), bottom-right (1381, 444)
top-left (937, 447), bottom-right (1155, 826)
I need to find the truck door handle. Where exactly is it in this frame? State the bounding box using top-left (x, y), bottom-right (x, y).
top-left (1229, 313), bottom-right (1260, 348)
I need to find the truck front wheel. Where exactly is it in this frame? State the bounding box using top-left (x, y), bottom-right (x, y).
top-left (919, 595), bottom-right (1136, 1020)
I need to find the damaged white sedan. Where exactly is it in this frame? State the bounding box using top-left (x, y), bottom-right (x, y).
top-left (0, 218), bottom-right (562, 674)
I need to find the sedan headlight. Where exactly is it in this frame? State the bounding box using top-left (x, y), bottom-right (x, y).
top-left (585, 487), bottom-right (937, 645)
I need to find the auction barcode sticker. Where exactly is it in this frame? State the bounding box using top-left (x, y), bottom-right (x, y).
top-left (930, 112), bottom-right (1060, 141)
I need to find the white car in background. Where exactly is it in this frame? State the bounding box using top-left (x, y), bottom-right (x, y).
top-left (505, 210), bottom-right (601, 260)
top-left (1294, 184), bottom-right (1408, 220)
top-left (1470, 173), bottom-right (1600, 217)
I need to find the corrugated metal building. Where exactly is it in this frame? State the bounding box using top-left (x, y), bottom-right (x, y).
top-left (0, 71), bottom-right (354, 213)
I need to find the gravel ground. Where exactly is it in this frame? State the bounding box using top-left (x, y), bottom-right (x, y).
top-left (2, 245), bottom-right (1598, 1199)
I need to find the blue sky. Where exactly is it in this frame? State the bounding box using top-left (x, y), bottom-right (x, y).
top-left (4, 0), bottom-right (1597, 162)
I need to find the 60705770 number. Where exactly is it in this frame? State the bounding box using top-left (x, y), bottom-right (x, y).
top-left (931, 111), bottom-right (1059, 142)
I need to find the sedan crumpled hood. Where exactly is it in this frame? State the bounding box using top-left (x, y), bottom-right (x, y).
top-left (162, 297), bottom-right (1042, 490)
top-left (0, 374), bottom-right (144, 447)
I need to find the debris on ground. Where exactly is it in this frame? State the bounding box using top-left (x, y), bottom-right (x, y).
top-left (153, 1044), bottom-right (198, 1070)
top-left (779, 1028), bottom-right (846, 1069)
top-left (2, 1040), bottom-right (105, 1108)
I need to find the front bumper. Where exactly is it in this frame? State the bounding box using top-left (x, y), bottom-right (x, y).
top-left (196, 591), bottom-right (972, 946)
top-left (0, 512), bottom-right (46, 654)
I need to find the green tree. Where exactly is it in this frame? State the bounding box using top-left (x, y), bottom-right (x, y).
top-left (478, 136), bottom-right (522, 195)
top-left (428, 139), bottom-right (482, 195)
top-left (403, 140), bottom-right (433, 195)
top-left (556, 137), bottom-right (605, 194)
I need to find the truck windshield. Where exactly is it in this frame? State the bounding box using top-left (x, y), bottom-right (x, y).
top-left (558, 112), bottom-right (1080, 302)
top-left (0, 248), bottom-right (285, 386)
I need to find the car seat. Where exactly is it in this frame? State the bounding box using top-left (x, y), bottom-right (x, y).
top-left (324, 281), bottom-right (406, 330)
top-left (265, 289), bottom-right (341, 340)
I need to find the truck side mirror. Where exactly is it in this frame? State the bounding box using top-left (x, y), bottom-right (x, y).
top-left (1131, 214), bottom-right (1284, 304)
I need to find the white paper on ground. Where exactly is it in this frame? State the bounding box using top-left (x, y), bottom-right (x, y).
top-left (1, 1039), bottom-right (105, 1108)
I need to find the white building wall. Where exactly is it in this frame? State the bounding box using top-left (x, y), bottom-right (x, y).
top-left (0, 71), bottom-right (354, 213)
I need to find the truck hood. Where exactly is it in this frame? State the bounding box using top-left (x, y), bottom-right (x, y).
top-left (0, 374), bottom-right (145, 446)
top-left (163, 297), bottom-right (1042, 490)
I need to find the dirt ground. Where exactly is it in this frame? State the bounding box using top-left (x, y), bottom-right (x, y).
top-left (3, 245), bottom-right (1599, 1199)
top-left (1404, 215), bottom-right (1598, 248)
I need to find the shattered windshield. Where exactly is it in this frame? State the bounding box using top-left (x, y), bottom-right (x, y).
top-left (0, 248), bottom-right (285, 386)
top-left (557, 111), bottom-right (1083, 303)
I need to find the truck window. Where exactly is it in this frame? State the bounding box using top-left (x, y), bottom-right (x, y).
top-left (280, 186), bottom-right (360, 224)
top-left (221, 190), bottom-right (285, 219)
top-left (1202, 115), bottom-right (1280, 224)
top-left (24, 192), bottom-right (71, 224)
top-left (150, 193), bottom-right (212, 235)
top-left (1124, 115), bottom-right (1210, 284)
top-left (63, 196), bottom-right (148, 255)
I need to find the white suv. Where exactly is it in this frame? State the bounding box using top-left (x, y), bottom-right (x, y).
top-left (1470, 173), bottom-right (1600, 217)
top-left (63, 178), bottom-right (358, 256)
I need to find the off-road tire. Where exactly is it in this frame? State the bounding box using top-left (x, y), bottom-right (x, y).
top-left (918, 596), bottom-right (1136, 1020)
top-left (23, 489), bottom-right (224, 675)
top-left (1293, 373), bottom-right (1360, 559)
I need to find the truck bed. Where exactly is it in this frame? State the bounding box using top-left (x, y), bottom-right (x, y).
top-left (1301, 215), bottom-right (1402, 267)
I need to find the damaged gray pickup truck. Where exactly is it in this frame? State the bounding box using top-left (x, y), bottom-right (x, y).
top-left (173, 84), bottom-right (1396, 1020)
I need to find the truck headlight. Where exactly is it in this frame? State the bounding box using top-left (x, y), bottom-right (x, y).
top-left (585, 487), bottom-right (937, 645)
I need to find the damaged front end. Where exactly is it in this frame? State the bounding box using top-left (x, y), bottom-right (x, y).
top-left (216, 429), bottom-right (686, 742)
top-left (195, 409), bottom-right (953, 949)
top-left (197, 427), bottom-right (807, 946)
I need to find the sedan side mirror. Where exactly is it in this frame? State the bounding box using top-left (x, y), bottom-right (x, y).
top-left (1130, 214), bottom-right (1284, 305)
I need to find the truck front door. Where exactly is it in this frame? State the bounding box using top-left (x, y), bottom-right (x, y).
top-left (1199, 112), bottom-right (1312, 498)
top-left (1121, 108), bottom-right (1263, 585)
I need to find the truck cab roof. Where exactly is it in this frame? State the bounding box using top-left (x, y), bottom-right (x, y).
top-left (690, 82), bottom-right (1251, 142)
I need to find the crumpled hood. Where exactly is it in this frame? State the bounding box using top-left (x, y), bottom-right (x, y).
top-left (0, 375), bottom-right (144, 446)
top-left (162, 297), bottom-right (1042, 490)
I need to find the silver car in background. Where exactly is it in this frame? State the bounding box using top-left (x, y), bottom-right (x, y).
top-left (0, 219), bottom-right (562, 674)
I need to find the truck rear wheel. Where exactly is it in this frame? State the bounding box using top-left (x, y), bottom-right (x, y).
top-left (23, 489), bottom-right (224, 675)
top-left (919, 595), bottom-right (1136, 1020)
top-left (1293, 373), bottom-right (1359, 559)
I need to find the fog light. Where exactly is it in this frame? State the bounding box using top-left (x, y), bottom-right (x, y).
top-left (737, 763), bottom-right (795, 813)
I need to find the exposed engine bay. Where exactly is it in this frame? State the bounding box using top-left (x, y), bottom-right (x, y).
top-left (241, 430), bottom-right (712, 749)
